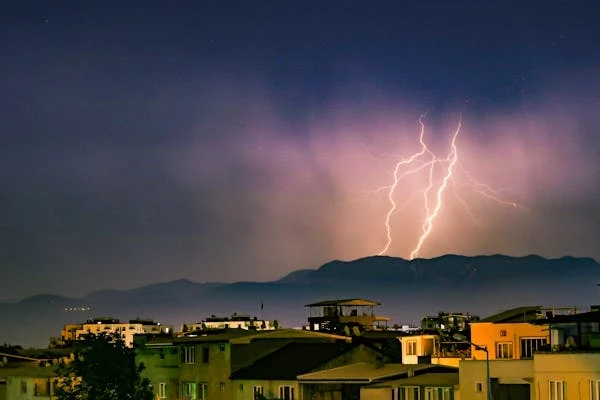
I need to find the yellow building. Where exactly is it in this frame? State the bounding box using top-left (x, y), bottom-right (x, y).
top-left (469, 306), bottom-right (550, 361)
top-left (534, 352), bottom-right (600, 400)
top-left (459, 359), bottom-right (533, 400)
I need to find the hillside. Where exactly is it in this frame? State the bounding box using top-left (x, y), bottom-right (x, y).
top-left (1, 254), bottom-right (598, 347)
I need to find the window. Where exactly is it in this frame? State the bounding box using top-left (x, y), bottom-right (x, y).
top-left (199, 383), bottom-right (208, 400)
top-left (181, 346), bottom-right (196, 364)
top-left (279, 385), bottom-right (295, 400)
top-left (219, 382), bottom-right (225, 391)
top-left (202, 346), bottom-right (209, 363)
top-left (550, 380), bottom-right (565, 400)
top-left (520, 337), bottom-right (548, 359)
top-left (589, 380), bottom-right (600, 400)
top-left (253, 385), bottom-right (264, 398)
top-left (496, 342), bottom-right (513, 359)
top-left (34, 380), bottom-right (50, 396)
top-left (158, 382), bottom-right (167, 399)
top-left (21, 380), bottom-right (27, 395)
top-left (219, 343), bottom-right (226, 352)
top-left (406, 340), bottom-right (417, 356)
top-left (398, 386), bottom-right (420, 400)
top-left (182, 382), bottom-right (196, 400)
top-left (424, 387), bottom-right (451, 400)
top-left (475, 382), bottom-right (483, 393)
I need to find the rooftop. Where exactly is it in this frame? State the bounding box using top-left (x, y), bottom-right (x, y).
top-left (297, 362), bottom-right (434, 383)
top-left (0, 366), bottom-right (57, 378)
top-left (367, 372), bottom-right (459, 388)
top-left (305, 299), bottom-right (381, 307)
top-left (479, 306), bottom-right (542, 323)
top-left (231, 342), bottom-right (358, 380)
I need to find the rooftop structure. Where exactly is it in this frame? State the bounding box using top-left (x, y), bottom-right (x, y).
top-left (305, 298), bottom-right (389, 335)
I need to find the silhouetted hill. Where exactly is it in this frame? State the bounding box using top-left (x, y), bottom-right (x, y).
top-left (1, 254), bottom-right (599, 347)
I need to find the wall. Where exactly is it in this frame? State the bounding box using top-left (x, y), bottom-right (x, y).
top-left (232, 379), bottom-right (298, 400)
top-left (534, 353), bottom-right (600, 400)
top-left (137, 344), bottom-right (180, 400)
top-left (469, 322), bottom-right (548, 360)
top-left (2, 376), bottom-right (55, 400)
top-left (179, 341), bottom-right (233, 400)
top-left (360, 386), bottom-right (390, 400)
top-left (459, 359), bottom-right (533, 400)
top-left (401, 335), bottom-right (438, 364)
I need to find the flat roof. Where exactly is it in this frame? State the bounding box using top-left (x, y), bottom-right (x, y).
top-left (305, 299), bottom-right (381, 307)
top-left (367, 372), bottom-right (459, 388)
top-left (297, 362), bottom-right (431, 383)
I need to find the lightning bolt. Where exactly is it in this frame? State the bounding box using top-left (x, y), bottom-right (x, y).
top-left (409, 118), bottom-right (460, 259)
top-left (379, 114), bottom-right (432, 255)
top-left (376, 114), bottom-right (523, 259)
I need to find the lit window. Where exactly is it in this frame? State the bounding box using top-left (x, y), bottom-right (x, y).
top-left (520, 337), bottom-right (547, 359)
top-left (406, 340), bottom-right (417, 356)
top-left (199, 383), bottom-right (208, 400)
top-left (496, 342), bottom-right (513, 359)
top-left (398, 386), bottom-right (420, 400)
top-left (182, 382), bottom-right (196, 400)
top-left (550, 380), bottom-right (565, 400)
top-left (158, 382), bottom-right (167, 398)
top-left (424, 387), bottom-right (451, 400)
top-left (181, 346), bottom-right (196, 364)
top-left (591, 380), bottom-right (600, 400)
top-left (279, 386), bottom-right (295, 400)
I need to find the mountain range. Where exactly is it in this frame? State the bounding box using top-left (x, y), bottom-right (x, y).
top-left (1, 254), bottom-right (599, 347)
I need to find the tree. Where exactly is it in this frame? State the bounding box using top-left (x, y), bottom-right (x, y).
top-left (55, 332), bottom-right (154, 400)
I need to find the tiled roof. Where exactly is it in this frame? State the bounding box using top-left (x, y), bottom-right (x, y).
top-left (230, 342), bottom-right (357, 380)
top-left (297, 362), bottom-right (433, 383)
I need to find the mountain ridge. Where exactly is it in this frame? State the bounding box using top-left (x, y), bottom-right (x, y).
top-left (1, 254), bottom-right (599, 347)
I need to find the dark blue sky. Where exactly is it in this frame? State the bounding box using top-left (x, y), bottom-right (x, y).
top-left (2, 1), bottom-right (600, 299)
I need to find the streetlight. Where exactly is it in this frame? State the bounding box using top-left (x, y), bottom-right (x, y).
top-left (453, 333), bottom-right (491, 400)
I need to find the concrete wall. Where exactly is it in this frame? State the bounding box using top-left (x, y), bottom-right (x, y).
top-left (232, 379), bottom-right (298, 400)
top-left (459, 359), bottom-right (533, 400)
top-left (534, 353), bottom-right (600, 400)
top-left (470, 322), bottom-right (548, 361)
top-left (360, 386), bottom-right (390, 400)
top-left (137, 344), bottom-right (180, 400)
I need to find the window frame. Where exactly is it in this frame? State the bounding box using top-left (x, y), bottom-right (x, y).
top-left (495, 341), bottom-right (513, 359)
top-left (549, 380), bottom-right (565, 400)
top-left (406, 340), bottom-right (418, 356)
top-left (158, 382), bottom-right (167, 399)
top-left (279, 385), bottom-right (295, 400)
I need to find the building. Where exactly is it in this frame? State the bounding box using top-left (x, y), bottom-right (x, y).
top-left (0, 365), bottom-right (57, 400)
top-left (362, 370), bottom-right (459, 400)
top-left (468, 306), bottom-right (557, 361)
top-left (305, 298), bottom-right (390, 335)
top-left (229, 342), bottom-right (383, 400)
top-left (457, 306), bottom-right (587, 400)
top-left (298, 362), bottom-right (454, 399)
top-left (61, 317), bottom-right (173, 347)
top-left (137, 328), bottom-right (354, 400)
top-left (180, 313), bottom-right (276, 333)
top-left (532, 309), bottom-right (600, 400)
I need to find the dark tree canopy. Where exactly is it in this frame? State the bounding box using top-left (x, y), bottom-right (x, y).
top-left (55, 332), bottom-right (154, 400)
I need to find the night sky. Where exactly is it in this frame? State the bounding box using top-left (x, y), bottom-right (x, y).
top-left (2, 1), bottom-right (600, 300)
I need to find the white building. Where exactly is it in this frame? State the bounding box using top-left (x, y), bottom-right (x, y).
top-left (180, 313), bottom-right (276, 333)
top-left (63, 317), bottom-right (172, 347)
